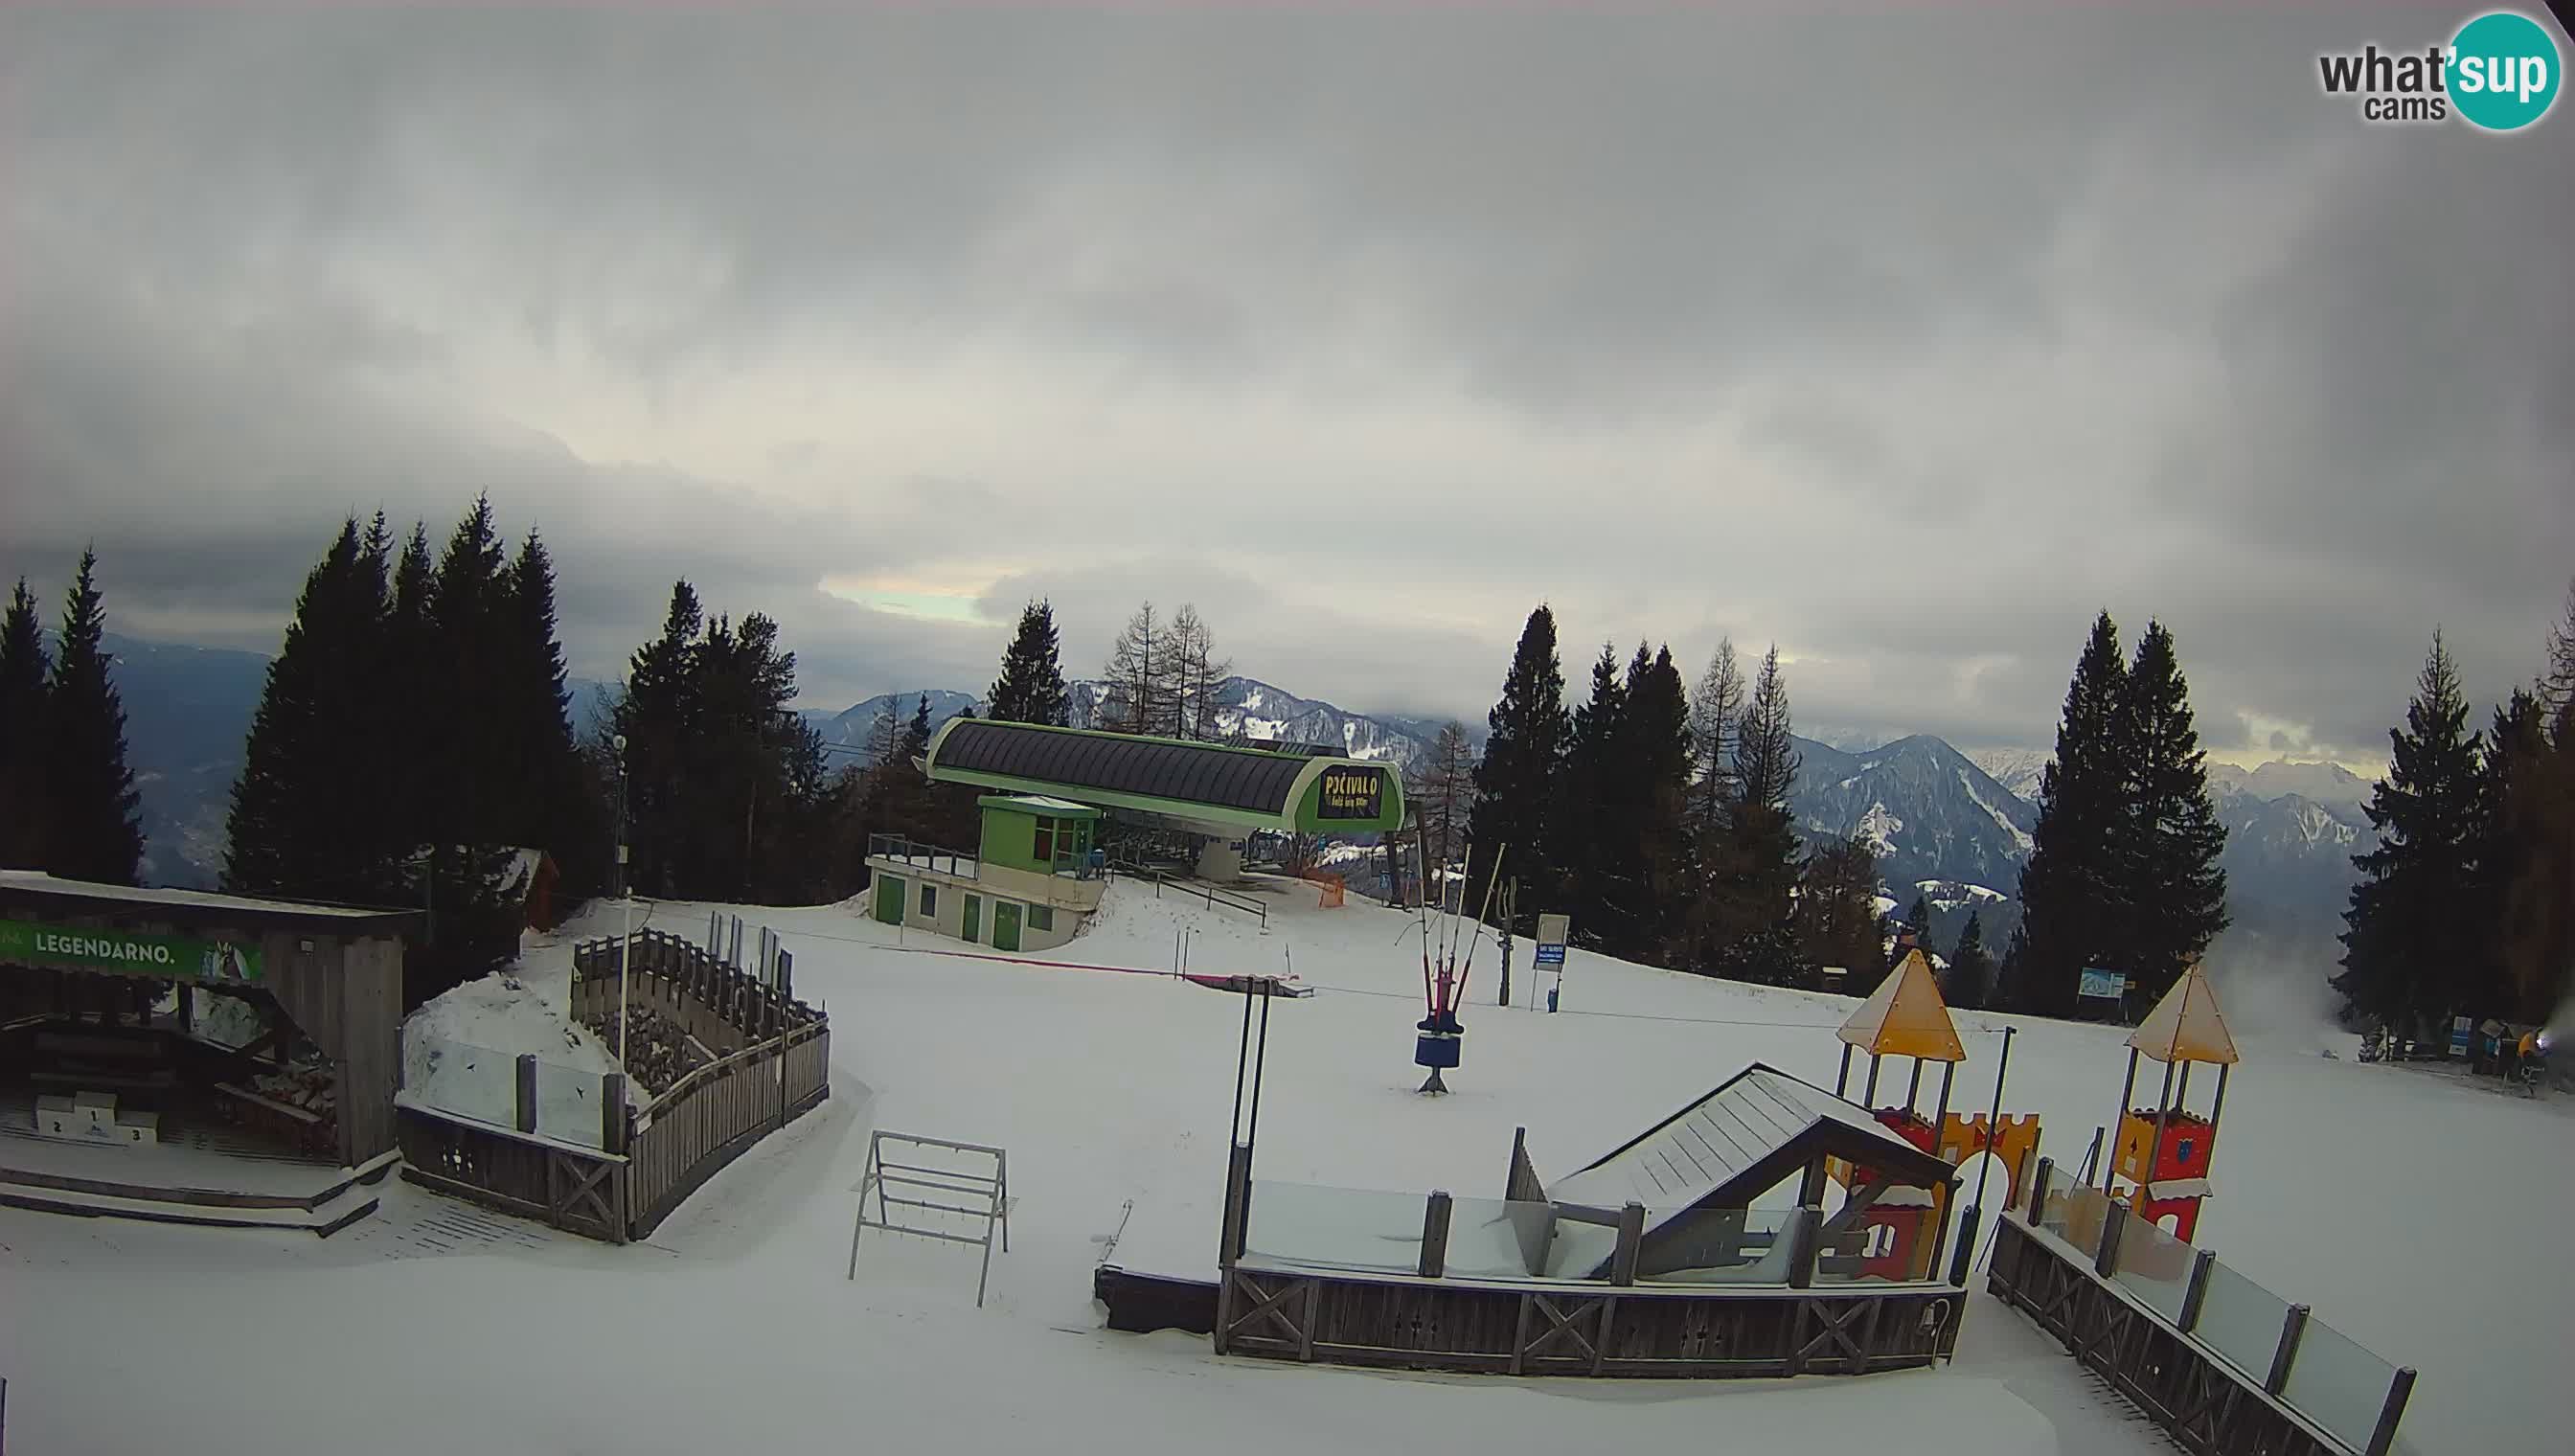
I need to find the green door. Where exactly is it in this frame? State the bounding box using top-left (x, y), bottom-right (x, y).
top-left (963, 894), bottom-right (982, 944)
top-left (992, 900), bottom-right (1022, 952)
top-left (874, 874), bottom-right (905, 924)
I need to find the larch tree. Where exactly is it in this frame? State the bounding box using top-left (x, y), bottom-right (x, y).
top-left (1404, 720), bottom-right (1477, 879)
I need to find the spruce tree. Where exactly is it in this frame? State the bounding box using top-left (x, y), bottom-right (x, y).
top-left (498, 529), bottom-right (595, 885)
top-left (614, 581), bottom-right (703, 897)
top-left (2334, 635), bottom-right (2491, 1031)
top-left (2112, 622), bottom-right (2229, 1003)
top-left (0, 580), bottom-right (52, 869)
top-left (43, 550), bottom-right (145, 885)
top-left (2489, 687), bottom-right (2574, 1022)
top-left (430, 495), bottom-right (512, 852)
top-left (988, 600), bottom-right (1071, 726)
top-left (1994, 921), bottom-right (2032, 1011)
top-left (1947, 910), bottom-right (1993, 1008)
top-left (379, 523), bottom-right (440, 869)
top-left (1905, 892), bottom-right (1933, 944)
top-left (225, 519), bottom-right (398, 901)
top-left (1561, 643), bottom-right (1629, 944)
top-left (1621, 644), bottom-right (1693, 960)
top-left (1467, 605), bottom-right (1571, 914)
top-left (903, 694), bottom-right (934, 762)
top-left (2016, 611), bottom-right (2130, 1018)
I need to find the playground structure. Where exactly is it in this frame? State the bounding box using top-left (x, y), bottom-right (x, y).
top-left (1821, 948), bottom-right (2042, 1283)
top-left (2102, 960), bottom-right (2236, 1242)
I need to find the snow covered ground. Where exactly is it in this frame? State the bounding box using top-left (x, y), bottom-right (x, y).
top-left (4, 878), bottom-right (2565, 1454)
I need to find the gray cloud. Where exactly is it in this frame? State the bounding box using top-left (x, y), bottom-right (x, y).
top-left (2, 8), bottom-right (2567, 768)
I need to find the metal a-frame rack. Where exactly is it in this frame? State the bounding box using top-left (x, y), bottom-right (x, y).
top-left (846, 1129), bottom-right (1014, 1307)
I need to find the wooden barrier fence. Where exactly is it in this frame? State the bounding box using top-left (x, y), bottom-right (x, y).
top-left (400, 926), bottom-right (831, 1242)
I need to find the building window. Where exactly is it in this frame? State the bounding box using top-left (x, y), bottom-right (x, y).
top-left (1030, 904), bottom-right (1055, 932)
top-left (920, 883), bottom-right (937, 917)
top-left (1034, 818), bottom-right (1056, 863)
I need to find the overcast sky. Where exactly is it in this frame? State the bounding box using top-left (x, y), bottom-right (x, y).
top-left (2, 8), bottom-right (2567, 767)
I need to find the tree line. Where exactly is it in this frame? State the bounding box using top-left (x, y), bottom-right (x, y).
top-left (0, 553), bottom-right (147, 885)
top-left (2334, 583), bottom-right (2575, 1034)
top-left (1456, 605), bottom-right (1874, 988)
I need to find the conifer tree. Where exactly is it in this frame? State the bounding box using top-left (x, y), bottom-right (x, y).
top-left (613, 581), bottom-right (704, 897)
top-left (0, 580), bottom-right (52, 868)
top-left (497, 529), bottom-right (593, 884)
top-left (1619, 643), bottom-right (1693, 959)
top-left (903, 694), bottom-right (934, 762)
top-left (2016, 611), bottom-right (2130, 1017)
top-left (2111, 621), bottom-right (2229, 1003)
top-left (225, 519), bottom-right (397, 901)
top-left (2334, 635), bottom-right (2492, 1031)
top-left (1994, 921), bottom-right (2032, 1010)
top-left (1561, 643), bottom-right (1629, 944)
top-left (379, 523), bottom-right (440, 861)
top-left (988, 600), bottom-right (1072, 726)
top-left (2489, 688), bottom-right (2574, 1022)
top-left (1467, 605), bottom-right (1571, 914)
top-left (43, 550), bottom-right (144, 885)
top-left (1947, 910), bottom-right (1994, 1009)
top-left (1905, 892), bottom-right (1933, 944)
top-left (1795, 834), bottom-right (1883, 990)
top-left (429, 495), bottom-right (512, 852)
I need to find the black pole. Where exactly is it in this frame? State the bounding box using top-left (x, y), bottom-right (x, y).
top-left (1245, 988), bottom-right (1273, 1152)
top-left (1835, 1042), bottom-right (1855, 1098)
top-left (2106, 1048), bottom-right (2140, 1191)
top-left (1970, 1026), bottom-right (2016, 1219)
top-left (1229, 985), bottom-right (1254, 1142)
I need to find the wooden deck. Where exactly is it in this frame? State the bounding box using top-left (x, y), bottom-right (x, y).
top-left (0, 1092), bottom-right (391, 1234)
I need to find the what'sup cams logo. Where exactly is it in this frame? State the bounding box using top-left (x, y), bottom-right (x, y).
top-left (2318, 10), bottom-right (2562, 130)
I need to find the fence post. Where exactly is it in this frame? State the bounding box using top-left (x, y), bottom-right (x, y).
top-left (2365, 1368), bottom-right (2417, 1456)
top-left (2266, 1304), bottom-right (2310, 1396)
top-left (1609, 1201), bottom-right (1646, 1286)
top-left (1948, 1206), bottom-right (1982, 1286)
top-left (1788, 1204), bottom-right (1821, 1289)
top-left (515, 1055), bottom-right (538, 1135)
top-left (2093, 1202), bottom-right (2127, 1279)
top-left (602, 1073), bottom-right (627, 1156)
top-left (2177, 1247), bottom-right (2217, 1333)
top-left (1419, 1191), bottom-right (1453, 1278)
top-left (2028, 1156), bottom-right (2054, 1219)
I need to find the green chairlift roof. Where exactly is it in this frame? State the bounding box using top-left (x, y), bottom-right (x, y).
top-left (925, 719), bottom-right (1404, 834)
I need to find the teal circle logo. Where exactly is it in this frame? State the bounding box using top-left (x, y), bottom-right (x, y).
top-left (2450, 11), bottom-right (2561, 131)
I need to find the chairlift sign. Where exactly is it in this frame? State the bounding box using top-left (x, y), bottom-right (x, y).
top-left (1315, 765), bottom-right (1385, 821)
top-left (2078, 967), bottom-right (2127, 1001)
top-left (0, 917), bottom-right (264, 983)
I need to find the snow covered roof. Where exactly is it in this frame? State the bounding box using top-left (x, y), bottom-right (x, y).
top-left (2128, 962), bottom-right (2239, 1066)
top-left (1549, 1063), bottom-right (1956, 1218)
top-left (0, 870), bottom-right (419, 930)
top-left (1836, 949), bottom-right (1964, 1062)
top-left (976, 794), bottom-right (1103, 817)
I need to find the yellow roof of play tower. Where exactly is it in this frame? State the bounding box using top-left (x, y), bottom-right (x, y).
top-left (1835, 948), bottom-right (1965, 1061)
top-left (2127, 961), bottom-right (2240, 1066)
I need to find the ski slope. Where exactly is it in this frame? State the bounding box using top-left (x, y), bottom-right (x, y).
top-left (4, 877), bottom-right (2565, 1454)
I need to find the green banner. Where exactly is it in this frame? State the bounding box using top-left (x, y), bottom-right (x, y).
top-left (0, 918), bottom-right (264, 983)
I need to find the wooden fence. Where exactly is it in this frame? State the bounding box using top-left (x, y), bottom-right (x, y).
top-left (399, 926), bottom-right (830, 1243)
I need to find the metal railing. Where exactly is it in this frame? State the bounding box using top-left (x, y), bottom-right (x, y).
top-left (867, 833), bottom-right (977, 880)
top-left (2008, 1158), bottom-right (2415, 1455)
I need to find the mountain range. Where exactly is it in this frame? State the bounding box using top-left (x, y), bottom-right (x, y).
top-left (60, 641), bottom-right (2381, 969)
